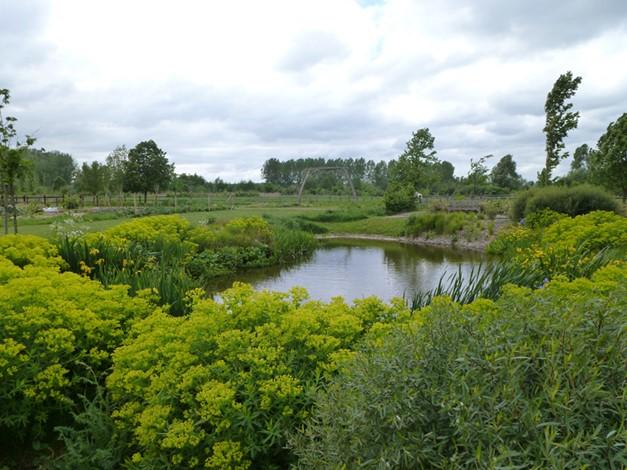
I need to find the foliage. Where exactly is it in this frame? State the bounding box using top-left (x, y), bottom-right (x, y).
top-left (105, 145), bottom-right (128, 194)
top-left (50, 371), bottom-right (126, 470)
top-left (22, 149), bottom-right (76, 193)
top-left (466, 154), bottom-right (492, 195)
top-left (0, 256), bottom-right (155, 444)
top-left (404, 212), bottom-right (488, 241)
top-left (511, 184), bottom-right (619, 221)
top-left (0, 234), bottom-right (65, 268)
top-left (293, 263), bottom-right (627, 468)
top-left (488, 211), bottom-right (626, 279)
top-left (490, 154), bottom-right (522, 189)
top-left (75, 161), bottom-right (108, 195)
top-left (63, 195), bottom-right (80, 210)
top-left (383, 183), bottom-right (416, 214)
top-left (123, 140), bottom-right (174, 200)
top-left (408, 261), bottom-right (545, 310)
top-left (479, 199), bottom-right (508, 219)
top-left (301, 207), bottom-right (381, 223)
top-left (270, 227), bottom-right (317, 264)
top-left (261, 157), bottom-right (389, 193)
top-left (590, 112), bottom-right (627, 200)
top-left (0, 88), bottom-right (35, 234)
top-left (56, 215), bottom-right (315, 313)
top-left (405, 212), bottom-right (471, 237)
top-left (389, 128), bottom-right (439, 190)
top-left (107, 285), bottom-right (409, 468)
top-left (91, 214), bottom-right (193, 249)
top-left (539, 71), bottom-right (582, 185)
top-left (524, 208), bottom-right (567, 229)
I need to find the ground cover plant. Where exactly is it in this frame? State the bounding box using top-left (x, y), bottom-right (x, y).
top-left (293, 262), bottom-right (627, 468)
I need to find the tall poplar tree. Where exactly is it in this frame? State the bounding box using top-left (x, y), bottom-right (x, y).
top-left (539, 71), bottom-right (582, 185)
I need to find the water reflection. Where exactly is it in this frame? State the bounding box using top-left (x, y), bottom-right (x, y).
top-left (206, 239), bottom-right (485, 303)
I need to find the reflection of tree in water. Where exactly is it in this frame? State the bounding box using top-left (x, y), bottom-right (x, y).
top-left (382, 243), bottom-right (484, 295)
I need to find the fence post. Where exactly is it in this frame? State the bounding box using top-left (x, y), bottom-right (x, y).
top-left (43, 194), bottom-right (47, 205)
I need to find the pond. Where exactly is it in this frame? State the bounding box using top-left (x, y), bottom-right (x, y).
top-left (209, 238), bottom-right (487, 303)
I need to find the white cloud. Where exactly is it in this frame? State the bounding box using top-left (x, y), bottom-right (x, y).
top-left (1, 0), bottom-right (626, 181)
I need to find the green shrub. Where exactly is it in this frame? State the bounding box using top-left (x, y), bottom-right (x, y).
top-left (404, 212), bottom-right (475, 237)
top-left (63, 195), bottom-right (80, 210)
top-left (0, 257), bottom-right (155, 445)
top-left (301, 209), bottom-right (373, 223)
top-left (511, 185), bottom-right (619, 221)
top-left (0, 234), bottom-right (65, 269)
top-left (293, 263), bottom-right (627, 468)
top-left (488, 211), bottom-right (627, 279)
top-left (525, 208), bottom-right (567, 229)
top-left (107, 285), bottom-right (409, 468)
top-left (479, 199), bottom-right (508, 219)
top-left (384, 184), bottom-right (416, 214)
top-left (270, 228), bottom-right (317, 264)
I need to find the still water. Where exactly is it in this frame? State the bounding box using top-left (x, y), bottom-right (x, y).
top-left (209, 239), bottom-right (486, 303)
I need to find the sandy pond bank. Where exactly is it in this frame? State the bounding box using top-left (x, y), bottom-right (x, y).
top-left (317, 233), bottom-right (493, 252)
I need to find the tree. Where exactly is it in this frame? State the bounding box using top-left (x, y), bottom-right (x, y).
top-left (590, 113), bottom-right (627, 201)
top-left (261, 158), bottom-right (282, 184)
top-left (467, 155), bottom-right (492, 195)
top-left (105, 145), bottom-right (128, 194)
top-left (491, 154), bottom-right (522, 190)
top-left (539, 71), bottom-right (582, 185)
top-left (0, 88), bottom-right (35, 234)
top-left (75, 161), bottom-right (107, 195)
top-left (23, 149), bottom-right (75, 191)
top-left (562, 144), bottom-right (591, 185)
top-left (391, 128), bottom-right (438, 190)
top-left (123, 140), bottom-right (173, 202)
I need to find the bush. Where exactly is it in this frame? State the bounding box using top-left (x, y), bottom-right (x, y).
top-left (270, 228), bottom-right (317, 264)
top-left (488, 211), bottom-right (627, 279)
top-left (525, 208), bottom-right (567, 229)
top-left (404, 212), bottom-right (471, 237)
top-left (384, 184), bottom-right (416, 214)
top-left (90, 214), bottom-right (193, 248)
top-left (511, 185), bottom-right (619, 221)
top-left (0, 234), bottom-right (65, 269)
top-left (0, 257), bottom-right (155, 445)
top-left (301, 209), bottom-right (373, 223)
top-left (293, 263), bottom-right (627, 468)
top-left (107, 285), bottom-right (409, 468)
top-left (63, 195), bottom-right (80, 210)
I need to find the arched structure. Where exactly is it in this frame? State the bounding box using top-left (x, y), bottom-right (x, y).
top-left (297, 166), bottom-right (357, 205)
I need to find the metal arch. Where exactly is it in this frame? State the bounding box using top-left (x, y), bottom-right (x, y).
top-left (297, 166), bottom-right (357, 205)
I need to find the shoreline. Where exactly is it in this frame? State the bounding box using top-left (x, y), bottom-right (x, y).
top-left (317, 233), bottom-right (493, 252)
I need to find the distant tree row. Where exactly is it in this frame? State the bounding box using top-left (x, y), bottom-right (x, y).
top-left (261, 157), bottom-right (389, 194)
top-left (262, 148), bottom-right (526, 197)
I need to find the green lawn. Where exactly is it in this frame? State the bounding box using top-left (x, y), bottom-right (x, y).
top-left (319, 214), bottom-right (416, 237)
top-left (12, 195), bottom-right (417, 239)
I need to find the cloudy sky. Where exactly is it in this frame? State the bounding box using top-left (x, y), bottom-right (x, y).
top-left (2, 0), bottom-right (626, 181)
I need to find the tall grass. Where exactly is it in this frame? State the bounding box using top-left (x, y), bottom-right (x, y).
top-left (56, 236), bottom-right (199, 315)
top-left (409, 246), bottom-right (618, 311)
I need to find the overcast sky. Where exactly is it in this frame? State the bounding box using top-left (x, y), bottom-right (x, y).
top-left (2, 0), bottom-right (626, 181)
